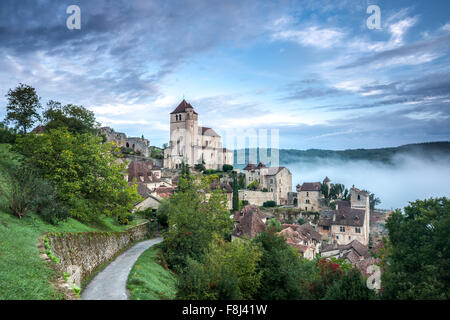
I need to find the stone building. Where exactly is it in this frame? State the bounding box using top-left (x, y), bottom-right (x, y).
top-left (278, 223), bottom-right (322, 260)
top-left (297, 182), bottom-right (322, 211)
top-left (242, 162), bottom-right (292, 205)
top-left (327, 187), bottom-right (370, 246)
top-left (100, 126), bottom-right (150, 157)
top-left (163, 100), bottom-right (233, 170)
top-left (232, 205), bottom-right (267, 241)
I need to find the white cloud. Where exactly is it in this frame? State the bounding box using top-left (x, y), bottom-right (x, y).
top-left (272, 26), bottom-right (345, 49)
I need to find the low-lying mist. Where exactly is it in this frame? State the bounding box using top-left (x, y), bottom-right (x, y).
top-left (286, 153), bottom-right (450, 210)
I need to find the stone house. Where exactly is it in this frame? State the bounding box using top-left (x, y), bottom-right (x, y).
top-left (127, 160), bottom-right (175, 198)
top-left (133, 182), bottom-right (162, 211)
top-left (242, 162), bottom-right (292, 205)
top-left (278, 223), bottom-right (322, 260)
top-left (329, 187), bottom-right (370, 246)
top-left (163, 100), bottom-right (233, 170)
top-left (100, 126), bottom-right (150, 157)
top-left (232, 205), bottom-right (267, 241)
top-left (297, 182), bottom-right (322, 211)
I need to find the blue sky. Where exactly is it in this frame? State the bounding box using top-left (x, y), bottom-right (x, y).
top-left (1, 0), bottom-right (449, 150)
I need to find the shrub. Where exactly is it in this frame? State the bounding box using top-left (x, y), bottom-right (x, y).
top-left (0, 162), bottom-right (43, 219)
top-left (263, 201), bottom-right (276, 207)
top-left (247, 180), bottom-right (259, 190)
top-left (194, 163), bottom-right (206, 172)
top-left (222, 164), bottom-right (233, 172)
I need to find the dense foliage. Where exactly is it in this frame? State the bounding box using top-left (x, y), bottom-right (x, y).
top-left (12, 128), bottom-right (141, 222)
top-left (3, 83), bottom-right (42, 134)
top-left (161, 174), bottom-right (233, 271)
top-left (380, 197), bottom-right (450, 299)
top-left (177, 238), bottom-right (262, 299)
top-left (43, 100), bottom-right (98, 135)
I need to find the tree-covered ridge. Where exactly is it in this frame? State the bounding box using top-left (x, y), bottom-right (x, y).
top-left (234, 142), bottom-right (450, 168)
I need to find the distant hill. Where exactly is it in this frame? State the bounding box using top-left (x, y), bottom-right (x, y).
top-left (233, 141), bottom-right (450, 169)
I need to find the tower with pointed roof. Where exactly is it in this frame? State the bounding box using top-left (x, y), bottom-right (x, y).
top-left (163, 100), bottom-right (233, 170)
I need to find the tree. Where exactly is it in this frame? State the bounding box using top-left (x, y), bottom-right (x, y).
top-left (162, 174), bottom-right (233, 271)
top-left (380, 198), bottom-right (450, 300)
top-left (3, 83), bottom-right (42, 134)
top-left (323, 268), bottom-right (375, 300)
top-left (222, 164), bottom-right (233, 172)
top-left (177, 238), bottom-right (262, 300)
top-left (321, 183), bottom-right (329, 198)
top-left (0, 162), bottom-right (43, 219)
top-left (156, 198), bottom-right (170, 228)
top-left (43, 100), bottom-right (98, 134)
top-left (13, 128), bottom-right (141, 222)
top-left (369, 193), bottom-right (381, 210)
top-left (238, 173), bottom-right (246, 189)
top-left (232, 171), bottom-right (239, 212)
top-left (252, 230), bottom-right (315, 299)
top-left (247, 179), bottom-right (259, 190)
top-left (0, 123), bottom-right (16, 144)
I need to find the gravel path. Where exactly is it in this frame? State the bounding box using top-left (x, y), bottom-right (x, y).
top-left (81, 237), bottom-right (163, 300)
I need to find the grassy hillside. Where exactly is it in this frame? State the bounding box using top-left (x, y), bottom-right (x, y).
top-left (234, 141), bottom-right (450, 168)
top-left (127, 244), bottom-right (177, 300)
top-left (0, 143), bottom-right (145, 300)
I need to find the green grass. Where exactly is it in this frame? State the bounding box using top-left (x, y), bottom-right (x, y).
top-left (0, 143), bottom-right (148, 299)
top-left (127, 245), bottom-right (177, 300)
top-left (0, 210), bottom-right (144, 300)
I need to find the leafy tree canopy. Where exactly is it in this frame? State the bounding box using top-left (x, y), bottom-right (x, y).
top-left (381, 197), bottom-right (450, 300)
top-left (12, 128), bottom-right (141, 221)
top-left (4, 83), bottom-right (42, 134)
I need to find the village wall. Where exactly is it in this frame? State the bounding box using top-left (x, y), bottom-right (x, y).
top-left (239, 190), bottom-right (275, 206)
top-left (45, 222), bottom-right (149, 285)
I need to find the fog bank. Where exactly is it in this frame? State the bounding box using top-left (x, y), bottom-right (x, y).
top-left (287, 153), bottom-right (450, 210)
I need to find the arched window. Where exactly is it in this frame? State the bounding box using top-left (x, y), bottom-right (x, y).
top-left (179, 114), bottom-right (182, 121)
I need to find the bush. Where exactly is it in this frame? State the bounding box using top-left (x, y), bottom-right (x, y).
top-left (222, 164), bottom-right (233, 172)
top-left (263, 201), bottom-right (276, 207)
top-left (194, 163), bottom-right (206, 172)
top-left (247, 180), bottom-right (259, 190)
top-left (156, 199), bottom-right (170, 229)
top-left (0, 162), bottom-right (43, 219)
top-left (34, 181), bottom-right (69, 224)
top-left (0, 124), bottom-right (16, 144)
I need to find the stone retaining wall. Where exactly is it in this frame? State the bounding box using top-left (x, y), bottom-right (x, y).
top-left (239, 190), bottom-right (275, 206)
top-left (45, 222), bottom-right (149, 284)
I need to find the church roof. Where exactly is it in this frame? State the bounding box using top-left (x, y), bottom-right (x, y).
top-left (200, 126), bottom-right (220, 137)
top-left (170, 99), bottom-right (198, 114)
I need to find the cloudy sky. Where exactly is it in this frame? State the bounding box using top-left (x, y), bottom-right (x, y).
top-left (1, 0), bottom-right (449, 150)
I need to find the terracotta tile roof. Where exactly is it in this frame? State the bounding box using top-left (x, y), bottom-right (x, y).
top-left (256, 162), bottom-right (267, 169)
top-left (300, 182), bottom-right (321, 191)
top-left (282, 223), bottom-right (321, 242)
top-left (241, 205), bottom-right (267, 219)
top-left (331, 206), bottom-right (366, 227)
top-left (127, 160), bottom-right (160, 183)
top-left (232, 208), bottom-right (267, 239)
top-left (243, 163), bottom-right (256, 171)
top-left (154, 187), bottom-right (174, 199)
top-left (266, 167), bottom-right (287, 176)
top-left (134, 182), bottom-right (151, 198)
top-left (170, 99), bottom-right (198, 114)
top-left (200, 126), bottom-right (220, 137)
